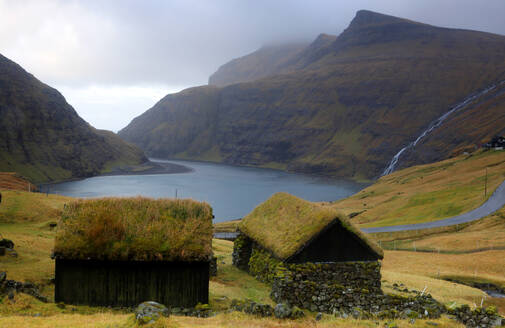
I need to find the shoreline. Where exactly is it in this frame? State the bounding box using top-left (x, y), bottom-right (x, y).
top-left (100, 160), bottom-right (194, 177)
top-left (151, 157), bottom-right (372, 185)
top-left (38, 160), bottom-right (194, 189)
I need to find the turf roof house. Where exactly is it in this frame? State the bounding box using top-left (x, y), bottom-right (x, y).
top-left (53, 197), bottom-right (213, 308)
top-left (232, 193), bottom-right (384, 312)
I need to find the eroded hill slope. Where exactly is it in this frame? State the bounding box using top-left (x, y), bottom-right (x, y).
top-left (0, 54), bottom-right (146, 183)
top-left (120, 10), bottom-right (505, 179)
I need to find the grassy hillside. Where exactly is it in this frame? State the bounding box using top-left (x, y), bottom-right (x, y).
top-left (0, 172), bottom-right (37, 192)
top-left (120, 10), bottom-right (505, 180)
top-left (0, 189), bottom-right (499, 326)
top-left (374, 207), bottom-right (505, 254)
top-left (399, 82), bottom-right (505, 169)
top-left (214, 148), bottom-right (505, 231)
top-left (0, 54), bottom-right (146, 183)
top-left (208, 43), bottom-right (308, 87)
top-left (333, 149), bottom-right (505, 227)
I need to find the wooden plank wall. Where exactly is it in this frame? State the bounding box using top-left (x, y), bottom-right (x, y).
top-left (55, 259), bottom-right (209, 307)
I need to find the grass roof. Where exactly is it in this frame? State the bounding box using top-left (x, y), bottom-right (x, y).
top-left (54, 197), bottom-right (213, 262)
top-left (239, 192), bottom-right (383, 260)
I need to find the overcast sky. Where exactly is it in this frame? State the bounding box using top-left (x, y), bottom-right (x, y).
top-left (1, 0), bottom-right (505, 132)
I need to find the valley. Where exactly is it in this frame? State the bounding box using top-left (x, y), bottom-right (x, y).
top-left (1, 5), bottom-right (505, 328)
top-left (1, 145), bottom-right (505, 327)
top-left (120, 10), bottom-right (505, 180)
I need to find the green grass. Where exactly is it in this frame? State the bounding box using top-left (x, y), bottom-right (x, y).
top-left (210, 239), bottom-right (272, 309)
top-left (0, 188), bottom-right (487, 326)
top-left (54, 197), bottom-right (213, 262)
top-left (335, 149), bottom-right (505, 227)
top-left (0, 189), bottom-right (71, 223)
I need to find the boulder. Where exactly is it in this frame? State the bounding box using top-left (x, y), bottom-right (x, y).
top-left (0, 239), bottom-right (14, 249)
top-left (135, 301), bottom-right (170, 325)
top-left (274, 303), bottom-right (292, 319)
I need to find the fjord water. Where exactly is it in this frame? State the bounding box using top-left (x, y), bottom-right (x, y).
top-left (48, 159), bottom-right (366, 222)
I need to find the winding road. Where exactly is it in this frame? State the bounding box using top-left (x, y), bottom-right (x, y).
top-left (214, 179), bottom-right (505, 238)
top-left (361, 179), bottom-right (505, 233)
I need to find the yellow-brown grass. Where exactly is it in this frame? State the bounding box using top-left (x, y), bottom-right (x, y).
top-left (213, 219), bottom-right (240, 233)
top-left (373, 207), bottom-right (505, 253)
top-left (382, 249), bottom-right (505, 313)
top-left (239, 192), bottom-right (382, 260)
top-left (54, 197), bottom-right (213, 262)
top-left (0, 311), bottom-right (465, 328)
top-left (411, 209), bottom-right (505, 252)
top-left (0, 172), bottom-right (37, 192)
top-left (0, 189), bottom-right (71, 223)
top-left (333, 149), bottom-right (505, 227)
top-left (0, 189), bottom-right (482, 327)
top-left (0, 190), bottom-right (71, 288)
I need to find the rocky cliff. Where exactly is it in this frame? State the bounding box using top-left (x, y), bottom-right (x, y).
top-left (0, 54), bottom-right (146, 183)
top-left (120, 10), bottom-right (505, 179)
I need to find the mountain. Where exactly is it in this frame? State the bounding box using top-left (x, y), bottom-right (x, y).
top-left (0, 53), bottom-right (146, 183)
top-left (208, 43), bottom-right (308, 87)
top-left (398, 81), bottom-right (505, 169)
top-left (120, 10), bottom-right (505, 180)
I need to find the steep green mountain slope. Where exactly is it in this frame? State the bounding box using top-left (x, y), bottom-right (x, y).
top-left (120, 10), bottom-right (505, 180)
top-left (399, 82), bottom-right (505, 169)
top-left (208, 43), bottom-right (308, 87)
top-left (0, 54), bottom-right (146, 183)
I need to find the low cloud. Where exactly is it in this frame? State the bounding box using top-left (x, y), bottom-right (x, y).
top-left (1, 0), bottom-right (504, 130)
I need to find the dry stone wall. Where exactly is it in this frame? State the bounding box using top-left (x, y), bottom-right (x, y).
top-left (232, 233), bottom-right (253, 271)
top-left (231, 233), bottom-right (505, 326)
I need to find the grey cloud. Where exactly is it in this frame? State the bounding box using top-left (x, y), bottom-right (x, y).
top-left (1, 0), bottom-right (505, 88)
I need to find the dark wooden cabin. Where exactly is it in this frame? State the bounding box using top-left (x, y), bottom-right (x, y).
top-left (54, 197), bottom-right (213, 307)
top-left (233, 192), bottom-right (383, 269)
top-left (55, 259), bottom-right (209, 307)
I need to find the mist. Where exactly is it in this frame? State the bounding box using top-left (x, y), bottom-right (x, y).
top-left (1, 0), bottom-right (504, 131)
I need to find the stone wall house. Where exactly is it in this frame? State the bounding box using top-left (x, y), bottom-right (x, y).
top-left (53, 197), bottom-right (213, 308)
top-left (232, 193), bottom-right (385, 313)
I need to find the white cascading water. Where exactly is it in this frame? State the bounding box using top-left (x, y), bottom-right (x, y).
top-left (382, 80), bottom-right (505, 176)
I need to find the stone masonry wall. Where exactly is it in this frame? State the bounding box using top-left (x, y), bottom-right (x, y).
top-left (271, 262), bottom-right (384, 314)
top-left (248, 247), bottom-right (285, 284)
top-left (232, 233), bottom-right (253, 271)
top-left (232, 234), bottom-right (505, 326)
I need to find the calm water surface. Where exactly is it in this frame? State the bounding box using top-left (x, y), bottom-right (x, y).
top-left (48, 159), bottom-right (367, 222)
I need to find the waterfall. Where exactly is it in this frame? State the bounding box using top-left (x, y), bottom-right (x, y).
top-left (381, 80), bottom-right (505, 176)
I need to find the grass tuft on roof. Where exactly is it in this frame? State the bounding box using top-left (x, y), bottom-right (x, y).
top-left (54, 197), bottom-right (213, 262)
top-left (239, 192), bottom-right (383, 260)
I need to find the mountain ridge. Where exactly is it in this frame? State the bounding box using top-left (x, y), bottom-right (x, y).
top-left (120, 10), bottom-right (505, 180)
top-left (0, 53), bottom-right (147, 183)
top-left (208, 42), bottom-right (308, 87)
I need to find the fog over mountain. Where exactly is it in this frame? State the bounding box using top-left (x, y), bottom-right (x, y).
top-left (1, 0), bottom-right (505, 131)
